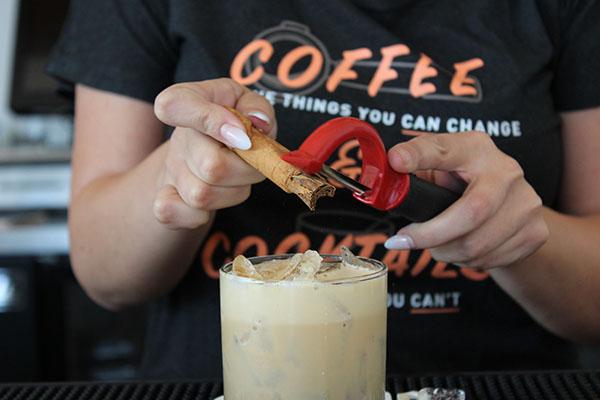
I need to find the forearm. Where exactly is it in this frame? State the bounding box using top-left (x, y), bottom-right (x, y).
top-left (490, 207), bottom-right (600, 342)
top-left (70, 142), bottom-right (212, 310)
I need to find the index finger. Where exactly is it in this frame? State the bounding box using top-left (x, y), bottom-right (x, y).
top-left (154, 78), bottom-right (276, 148)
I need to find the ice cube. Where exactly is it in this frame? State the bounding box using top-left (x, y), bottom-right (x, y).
top-left (293, 250), bottom-right (323, 280)
top-left (340, 246), bottom-right (375, 270)
top-left (232, 255), bottom-right (263, 279)
top-left (257, 254), bottom-right (302, 281)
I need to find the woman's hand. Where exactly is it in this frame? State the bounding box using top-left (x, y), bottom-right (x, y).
top-left (152, 78), bottom-right (276, 230)
top-left (384, 131), bottom-right (549, 269)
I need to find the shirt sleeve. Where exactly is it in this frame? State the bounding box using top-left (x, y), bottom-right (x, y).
top-left (45, 0), bottom-right (177, 103)
top-left (552, 0), bottom-right (600, 112)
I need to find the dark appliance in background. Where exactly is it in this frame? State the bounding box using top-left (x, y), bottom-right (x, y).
top-left (0, 256), bottom-right (72, 382)
top-left (9, 0), bottom-right (71, 114)
top-left (0, 255), bottom-right (146, 382)
top-left (0, 259), bottom-right (37, 381)
top-left (0, 0), bottom-right (146, 382)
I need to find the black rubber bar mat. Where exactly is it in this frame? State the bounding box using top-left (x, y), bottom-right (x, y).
top-left (1, 370), bottom-right (599, 400)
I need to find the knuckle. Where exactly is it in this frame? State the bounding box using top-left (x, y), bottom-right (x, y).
top-left (194, 211), bottom-right (211, 227)
top-left (463, 193), bottom-right (492, 224)
top-left (522, 191), bottom-right (544, 220)
top-left (468, 130), bottom-right (493, 146)
top-left (189, 184), bottom-right (212, 209)
top-left (529, 192), bottom-right (544, 210)
top-left (153, 198), bottom-right (174, 224)
top-left (213, 78), bottom-right (246, 98)
top-left (226, 78), bottom-right (249, 95)
top-left (217, 77), bottom-right (241, 88)
top-left (192, 110), bottom-right (216, 133)
top-left (201, 156), bottom-right (227, 184)
top-left (154, 87), bottom-right (179, 121)
top-left (503, 156), bottom-right (524, 182)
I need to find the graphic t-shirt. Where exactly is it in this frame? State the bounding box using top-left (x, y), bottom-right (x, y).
top-left (47, 0), bottom-right (600, 379)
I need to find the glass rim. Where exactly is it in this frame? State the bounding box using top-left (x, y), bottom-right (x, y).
top-left (220, 253), bottom-right (387, 285)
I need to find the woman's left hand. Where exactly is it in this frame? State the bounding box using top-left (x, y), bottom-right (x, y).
top-left (384, 131), bottom-right (549, 269)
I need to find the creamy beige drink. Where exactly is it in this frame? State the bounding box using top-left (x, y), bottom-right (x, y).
top-left (220, 248), bottom-right (387, 400)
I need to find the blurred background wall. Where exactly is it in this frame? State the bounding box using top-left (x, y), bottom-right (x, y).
top-left (0, 0), bottom-right (146, 382)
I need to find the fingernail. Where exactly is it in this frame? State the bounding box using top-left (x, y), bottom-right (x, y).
top-left (220, 124), bottom-right (251, 150)
top-left (384, 234), bottom-right (415, 250)
top-left (396, 149), bottom-right (412, 167)
top-left (247, 111), bottom-right (270, 125)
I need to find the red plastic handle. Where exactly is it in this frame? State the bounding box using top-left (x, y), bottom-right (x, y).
top-left (282, 117), bottom-right (410, 211)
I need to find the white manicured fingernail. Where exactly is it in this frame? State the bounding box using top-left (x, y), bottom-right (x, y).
top-left (247, 111), bottom-right (270, 124)
top-left (220, 124), bottom-right (251, 150)
top-left (384, 235), bottom-right (415, 250)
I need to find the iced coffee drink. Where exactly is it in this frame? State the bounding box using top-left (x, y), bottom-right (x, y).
top-left (220, 248), bottom-right (387, 400)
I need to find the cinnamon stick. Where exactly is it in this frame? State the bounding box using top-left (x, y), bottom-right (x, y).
top-left (227, 108), bottom-right (334, 210)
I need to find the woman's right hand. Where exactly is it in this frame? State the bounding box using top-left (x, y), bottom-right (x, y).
top-left (152, 78), bottom-right (276, 230)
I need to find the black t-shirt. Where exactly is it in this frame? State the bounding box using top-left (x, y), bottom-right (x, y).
top-left (47, 0), bottom-right (600, 379)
